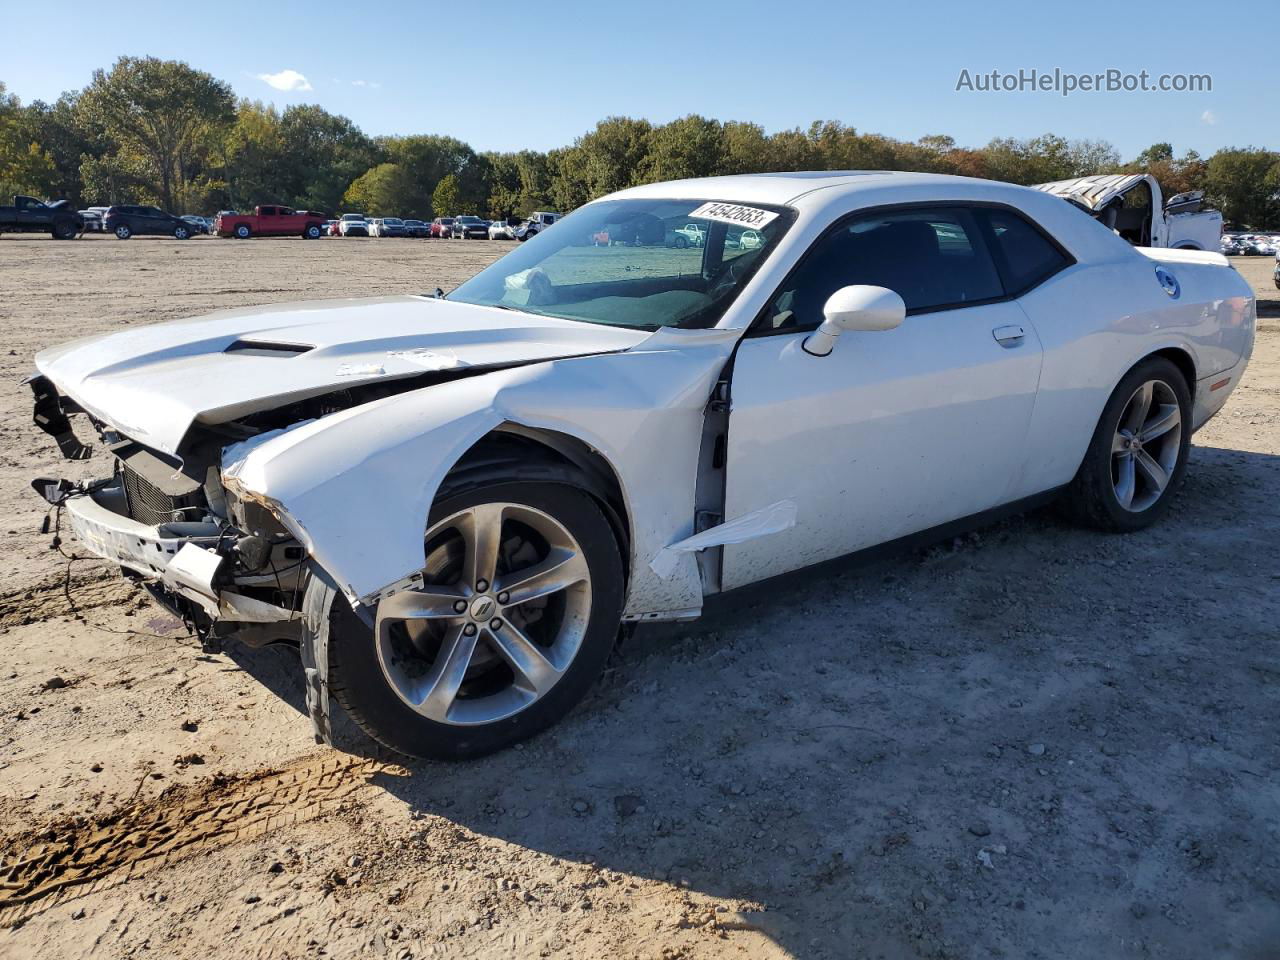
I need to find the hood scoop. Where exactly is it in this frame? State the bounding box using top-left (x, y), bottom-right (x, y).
top-left (225, 339), bottom-right (314, 357)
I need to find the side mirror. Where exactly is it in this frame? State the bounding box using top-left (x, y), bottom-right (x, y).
top-left (802, 285), bottom-right (905, 357)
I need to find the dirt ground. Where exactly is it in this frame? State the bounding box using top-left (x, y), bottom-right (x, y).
top-left (0, 234), bottom-right (1277, 960)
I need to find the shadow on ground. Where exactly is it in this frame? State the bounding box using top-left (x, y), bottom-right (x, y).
top-left (225, 445), bottom-right (1280, 958)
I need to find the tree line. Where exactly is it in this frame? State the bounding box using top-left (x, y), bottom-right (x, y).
top-left (3, 57), bottom-right (1278, 228)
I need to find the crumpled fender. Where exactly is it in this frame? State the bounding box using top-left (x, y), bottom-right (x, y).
top-left (222, 329), bottom-right (738, 619)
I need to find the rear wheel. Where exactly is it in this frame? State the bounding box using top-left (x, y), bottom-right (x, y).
top-left (328, 480), bottom-right (624, 760)
top-left (234, 224), bottom-right (251, 239)
top-left (114, 224), bottom-right (132, 240)
top-left (1062, 356), bottom-right (1191, 532)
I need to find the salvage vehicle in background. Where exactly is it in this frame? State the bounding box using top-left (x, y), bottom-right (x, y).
top-left (180, 215), bottom-right (212, 235)
top-left (489, 217), bottom-right (521, 240)
top-left (515, 210), bottom-right (562, 241)
top-left (105, 204), bottom-right (195, 240)
top-left (403, 219), bottom-right (430, 238)
top-left (79, 206), bottom-right (111, 232)
top-left (0, 195), bottom-right (83, 239)
top-left (430, 216), bottom-right (455, 238)
top-left (216, 205), bottom-right (327, 239)
top-left (1035, 174), bottom-right (1222, 251)
top-left (27, 172), bottom-right (1255, 761)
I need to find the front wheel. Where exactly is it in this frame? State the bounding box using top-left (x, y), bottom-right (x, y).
top-left (327, 481), bottom-right (624, 760)
top-left (173, 225), bottom-right (190, 240)
top-left (52, 220), bottom-right (79, 240)
top-left (305, 224), bottom-right (321, 239)
top-left (1062, 356), bottom-right (1191, 532)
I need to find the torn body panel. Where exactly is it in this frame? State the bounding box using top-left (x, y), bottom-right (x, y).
top-left (221, 328), bottom-right (741, 620)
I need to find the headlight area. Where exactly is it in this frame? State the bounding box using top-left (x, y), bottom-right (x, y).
top-left (38, 434), bottom-right (309, 653)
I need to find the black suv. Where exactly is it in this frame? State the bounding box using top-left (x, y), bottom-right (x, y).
top-left (450, 215), bottom-right (489, 239)
top-left (104, 205), bottom-right (196, 240)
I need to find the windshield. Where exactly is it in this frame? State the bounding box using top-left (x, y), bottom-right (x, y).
top-left (447, 198), bottom-right (793, 329)
top-left (384, 218), bottom-right (403, 224)
top-left (342, 214), bottom-right (364, 221)
top-left (457, 216), bottom-right (483, 223)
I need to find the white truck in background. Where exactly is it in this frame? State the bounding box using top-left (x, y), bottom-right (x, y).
top-left (1035, 173), bottom-right (1222, 251)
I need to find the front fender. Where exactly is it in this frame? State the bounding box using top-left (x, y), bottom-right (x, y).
top-left (221, 334), bottom-right (736, 618)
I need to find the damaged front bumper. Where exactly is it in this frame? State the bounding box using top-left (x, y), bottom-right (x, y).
top-left (54, 478), bottom-right (303, 628)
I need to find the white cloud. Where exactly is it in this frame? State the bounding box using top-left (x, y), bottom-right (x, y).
top-left (351, 79), bottom-right (382, 89)
top-left (1200, 109), bottom-right (1217, 126)
top-left (258, 69), bottom-right (312, 92)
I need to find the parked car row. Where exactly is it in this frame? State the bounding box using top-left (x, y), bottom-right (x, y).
top-left (6, 195), bottom-right (566, 244)
top-left (1222, 232), bottom-right (1280, 256)
top-left (320, 211), bottom-right (565, 241)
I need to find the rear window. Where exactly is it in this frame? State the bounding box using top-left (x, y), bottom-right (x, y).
top-left (981, 209), bottom-right (1072, 294)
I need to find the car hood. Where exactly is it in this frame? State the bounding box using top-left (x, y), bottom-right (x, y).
top-left (35, 295), bottom-right (651, 455)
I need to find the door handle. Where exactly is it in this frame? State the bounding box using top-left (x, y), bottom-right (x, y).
top-left (992, 324), bottom-right (1025, 346)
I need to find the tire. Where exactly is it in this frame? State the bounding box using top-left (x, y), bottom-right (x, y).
top-left (114, 224), bottom-right (132, 240)
top-left (328, 480), bottom-right (624, 760)
top-left (52, 220), bottom-right (79, 240)
top-left (1062, 356), bottom-right (1191, 532)
top-left (673, 235), bottom-right (688, 249)
top-left (305, 224), bottom-right (322, 239)
top-left (234, 224), bottom-right (251, 239)
top-left (173, 225), bottom-right (190, 240)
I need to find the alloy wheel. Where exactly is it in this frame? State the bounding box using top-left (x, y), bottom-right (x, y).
top-left (375, 503), bottom-right (592, 726)
top-left (1111, 379), bottom-right (1182, 512)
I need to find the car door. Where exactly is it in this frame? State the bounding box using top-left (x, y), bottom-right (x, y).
top-left (720, 205), bottom-right (1044, 590)
top-left (141, 207), bottom-right (168, 235)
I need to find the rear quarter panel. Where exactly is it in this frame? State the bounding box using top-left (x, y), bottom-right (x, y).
top-left (1012, 252), bottom-right (1254, 498)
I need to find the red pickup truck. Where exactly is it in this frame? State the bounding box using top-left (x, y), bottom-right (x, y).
top-left (215, 205), bottom-right (328, 239)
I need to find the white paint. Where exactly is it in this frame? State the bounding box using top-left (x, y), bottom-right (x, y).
top-left (37, 171), bottom-right (1256, 625)
top-left (35, 296), bottom-right (649, 454)
top-left (650, 501), bottom-right (797, 579)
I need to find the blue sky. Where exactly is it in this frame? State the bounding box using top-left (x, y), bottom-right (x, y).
top-left (3, 0), bottom-right (1272, 159)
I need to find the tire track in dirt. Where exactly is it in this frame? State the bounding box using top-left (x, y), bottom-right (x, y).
top-left (0, 755), bottom-right (391, 927)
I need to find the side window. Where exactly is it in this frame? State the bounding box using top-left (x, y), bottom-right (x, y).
top-left (762, 207), bottom-right (1003, 331)
top-left (980, 209), bottom-right (1071, 294)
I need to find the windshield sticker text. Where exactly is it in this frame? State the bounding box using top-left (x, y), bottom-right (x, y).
top-left (688, 202), bottom-right (778, 230)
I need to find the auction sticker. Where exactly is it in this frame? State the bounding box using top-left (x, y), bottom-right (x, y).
top-left (688, 202), bottom-right (779, 230)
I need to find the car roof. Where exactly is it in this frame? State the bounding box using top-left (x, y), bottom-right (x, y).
top-left (605, 171), bottom-right (955, 205)
top-left (606, 170), bottom-right (1131, 264)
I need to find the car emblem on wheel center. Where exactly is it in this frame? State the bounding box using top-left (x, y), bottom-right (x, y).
top-left (470, 596), bottom-right (496, 620)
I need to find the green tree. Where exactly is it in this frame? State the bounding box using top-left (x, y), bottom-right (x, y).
top-left (343, 162), bottom-right (418, 216)
top-left (0, 83), bottom-right (57, 199)
top-left (647, 115), bottom-right (725, 181)
top-left (431, 173), bottom-right (462, 217)
top-left (278, 104), bottom-right (381, 212)
top-left (219, 100), bottom-right (284, 210)
top-left (1204, 147), bottom-right (1280, 227)
top-left (79, 57), bottom-right (235, 210)
top-left (980, 133), bottom-right (1119, 184)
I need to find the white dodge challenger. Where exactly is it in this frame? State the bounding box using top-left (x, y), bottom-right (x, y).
top-left (29, 172), bottom-right (1255, 759)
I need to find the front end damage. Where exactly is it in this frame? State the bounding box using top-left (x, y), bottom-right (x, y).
top-left (30, 374), bottom-right (316, 653)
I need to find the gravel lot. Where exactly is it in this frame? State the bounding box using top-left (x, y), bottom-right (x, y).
top-left (0, 234), bottom-right (1277, 959)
